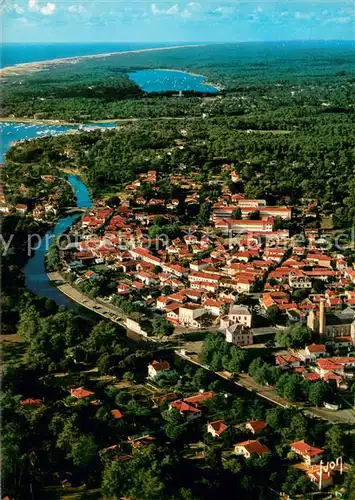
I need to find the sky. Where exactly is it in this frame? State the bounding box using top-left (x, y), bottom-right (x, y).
top-left (2, 0), bottom-right (354, 43)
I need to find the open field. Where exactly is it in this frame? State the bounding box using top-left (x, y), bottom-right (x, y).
top-left (0, 333), bottom-right (26, 370)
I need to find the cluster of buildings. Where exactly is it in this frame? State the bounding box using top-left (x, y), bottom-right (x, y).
top-left (259, 249), bottom-right (355, 348)
top-left (60, 167), bottom-right (355, 354)
top-left (147, 358), bottom-right (342, 492)
top-left (276, 342), bottom-right (355, 390)
top-left (0, 170), bottom-right (66, 219)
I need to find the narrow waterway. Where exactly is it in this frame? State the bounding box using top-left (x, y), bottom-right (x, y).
top-left (24, 175), bottom-right (92, 306)
top-left (1, 66), bottom-right (213, 306)
top-left (1, 122), bottom-right (93, 307)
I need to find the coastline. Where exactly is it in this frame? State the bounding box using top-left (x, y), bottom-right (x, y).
top-left (0, 116), bottom-right (81, 126)
top-left (0, 116), bottom-right (202, 126)
top-left (149, 67), bottom-right (222, 91)
top-left (0, 43), bottom-right (207, 78)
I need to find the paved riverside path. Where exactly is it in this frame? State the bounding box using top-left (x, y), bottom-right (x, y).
top-left (57, 284), bottom-right (123, 322)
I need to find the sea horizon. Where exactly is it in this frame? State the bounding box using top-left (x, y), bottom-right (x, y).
top-left (2, 39), bottom-right (353, 69)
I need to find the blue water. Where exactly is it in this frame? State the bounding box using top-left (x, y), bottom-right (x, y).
top-left (129, 69), bottom-right (217, 94)
top-left (1, 121), bottom-right (93, 306)
top-left (24, 174), bottom-right (92, 307)
top-left (0, 121), bottom-right (79, 162)
top-left (1, 42), bottom-right (180, 68)
top-left (24, 213), bottom-right (82, 307)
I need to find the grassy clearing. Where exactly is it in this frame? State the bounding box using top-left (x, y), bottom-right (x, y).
top-left (44, 485), bottom-right (102, 499)
top-left (0, 333), bottom-right (26, 371)
top-left (320, 215), bottom-right (334, 229)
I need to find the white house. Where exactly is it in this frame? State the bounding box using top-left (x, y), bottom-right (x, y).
top-left (207, 420), bottom-right (228, 438)
top-left (227, 305), bottom-right (253, 327)
top-left (234, 440), bottom-right (270, 458)
top-left (178, 304), bottom-right (205, 328)
top-left (225, 323), bottom-right (253, 346)
top-left (290, 440), bottom-right (324, 465)
top-left (148, 360), bottom-right (170, 378)
top-left (289, 270), bottom-right (312, 289)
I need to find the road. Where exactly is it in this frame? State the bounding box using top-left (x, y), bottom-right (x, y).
top-left (176, 351), bottom-right (355, 424)
top-left (49, 277), bottom-right (355, 425)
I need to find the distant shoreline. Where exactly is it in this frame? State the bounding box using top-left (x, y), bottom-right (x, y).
top-left (0, 43), bottom-right (207, 78)
top-left (0, 117), bottom-right (80, 126)
top-left (148, 68), bottom-right (222, 90)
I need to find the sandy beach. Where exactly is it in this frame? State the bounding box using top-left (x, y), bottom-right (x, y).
top-left (0, 43), bottom-right (207, 78)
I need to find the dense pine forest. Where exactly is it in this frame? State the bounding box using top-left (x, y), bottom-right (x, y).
top-left (2, 41), bottom-right (354, 121)
top-left (7, 108), bottom-right (355, 226)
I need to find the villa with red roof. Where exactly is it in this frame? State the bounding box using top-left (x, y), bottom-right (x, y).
top-left (290, 440), bottom-right (324, 465)
top-left (148, 360), bottom-right (170, 378)
top-left (234, 439), bottom-right (270, 458)
top-left (275, 354), bottom-right (301, 369)
top-left (316, 359), bottom-right (345, 379)
top-left (169, 400), bottom-right (201, 420)
top-left (246, 420), bottom-right (268, 435)
top-left (207, 420), bottom-right (228, 438)
top-left (184, 391), bottom-right (215, 407)
top-left (307, 465), bottom-right (334, 490)
top-left (70, 387), bottom-right (95, 399)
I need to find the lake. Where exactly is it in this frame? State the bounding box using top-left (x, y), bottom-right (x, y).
top-left (128, 69), bottom-right (218, 93)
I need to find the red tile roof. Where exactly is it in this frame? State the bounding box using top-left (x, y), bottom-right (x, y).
top-left (246, 420), bottom-right (267, 433)
top-left (276, 354), bottom-right (300, 366)
top-left (290, 440), bottom-right (324, 457)
top-left (335, 336), bottom-right (353, 343)
top-left (294, 366), bottom-right (306, 374)
top-left (184, 391), bottom-right (215, 406)
top-left (306, 344), bottom-right (326, 353)
top-left (317, 359), bottom-right (344, 371)
top-left (20, 398), bottom-right (44, 407)
top-left (111, 409), bottom-right (124, 419)
top-left (234, 439), bottom-right (270, 457)
top-left (331, 356), bottom-right (355, 364)
top-left (304, 372), bottom-right (321, 382)
top-left (323, 372), bottom-right (343, 383)
top-left (208, 420), bottom-right (228, 436)
top-left (70, 387), bottom-right (95, 399)
top-left (150, 360), bottom-right (170, 372)
top-left (169, 400), bottom-right (201, 414)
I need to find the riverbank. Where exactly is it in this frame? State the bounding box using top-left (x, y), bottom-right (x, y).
top-left (0, 44), bottom-right (207, 78)
top-left (0, 116), bottom-right (198, 126)
top-left (0, 116), bottom-right (81, 126)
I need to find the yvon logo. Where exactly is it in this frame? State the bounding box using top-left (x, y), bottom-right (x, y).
top-left (318, 457), bottom-right (343, 490)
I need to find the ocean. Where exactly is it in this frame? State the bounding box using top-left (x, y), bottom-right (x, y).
top-left (1, 42), bottom-right (181, 68)
top-left (2, 40), bottom-right (353, 70)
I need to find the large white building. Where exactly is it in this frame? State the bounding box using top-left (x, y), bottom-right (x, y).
top-left (220, 304), bottom-right (253, 346)
top-left (215, 218), bottom-right (274, 234)
top-left (178, 304), bottom-right (205, 328)
top-left (225, 323), bottom-right (253, 346)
